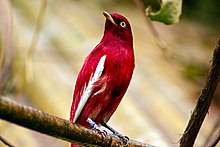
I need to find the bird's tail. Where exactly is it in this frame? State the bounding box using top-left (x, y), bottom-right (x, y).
top-left (71, 144), bottom-right (81, 147)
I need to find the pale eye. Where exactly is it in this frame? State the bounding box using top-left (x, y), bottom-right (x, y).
top-left (120, 21), bottom-right (126, 28)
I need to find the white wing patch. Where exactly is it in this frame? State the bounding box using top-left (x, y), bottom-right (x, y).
top-left (73, 55), bottom-right (106, 122)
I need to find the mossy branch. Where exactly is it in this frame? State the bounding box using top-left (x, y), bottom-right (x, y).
top-left (0, 96), bottom-right (153, 147)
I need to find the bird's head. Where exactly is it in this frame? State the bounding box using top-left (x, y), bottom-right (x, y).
top-left (103, 11), bottom-right (133, 46)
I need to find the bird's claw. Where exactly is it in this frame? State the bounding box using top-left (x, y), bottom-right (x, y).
top-left (121, 135), bottom-right (129, 145)
top-left (87, 118), bottom-right (107, 137)
top-left (111, 132), bottom-right (129, 145)
top-left (92, 126), bottom-right (108, 137)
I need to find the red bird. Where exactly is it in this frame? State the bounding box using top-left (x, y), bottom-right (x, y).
top-left (70, 11), bottom-right (134, 146)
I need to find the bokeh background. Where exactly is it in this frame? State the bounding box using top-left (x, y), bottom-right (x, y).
top-left (0, 0), bottom-right (219, 147)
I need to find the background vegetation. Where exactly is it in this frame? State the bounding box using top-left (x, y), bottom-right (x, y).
top-left (0, 0), bottom-right (219, 146)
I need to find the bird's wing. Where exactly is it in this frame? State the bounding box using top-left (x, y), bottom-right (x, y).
top-left (73, 55), bottom-right (106, 122)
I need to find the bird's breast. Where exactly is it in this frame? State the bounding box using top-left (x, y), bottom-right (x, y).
top-left (103, 48), bottom-right (134, 97)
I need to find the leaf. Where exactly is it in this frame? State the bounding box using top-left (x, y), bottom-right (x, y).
top-left (146, 0), bottom-right (182, 25)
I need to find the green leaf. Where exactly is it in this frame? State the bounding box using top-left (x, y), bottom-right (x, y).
top-left (146, 0), bottom-right (182, 25)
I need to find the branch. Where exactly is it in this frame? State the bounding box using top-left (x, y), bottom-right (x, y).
top-left (0, 135), bottom-right (15, 147)
top-left (134, 0), bottom-right (168, 58)
top-left (0, 0), bottom-right (13, 93)
top-left (206, 128), bottom-right (220, 147)
top-left (204, 117), bottom-right (220, 145)
top-left (0, 96), bottom-right (153, 147)
top-left (25, 0), bottom-right (47, 82)
top-left (179, 37), bottom-right (220, 146)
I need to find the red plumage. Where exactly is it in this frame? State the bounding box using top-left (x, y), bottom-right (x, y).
top-left (70, 12), bottom-right (134, 146)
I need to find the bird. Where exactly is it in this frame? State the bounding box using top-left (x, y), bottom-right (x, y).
top-left (70, 11), bottom-right (135, 146)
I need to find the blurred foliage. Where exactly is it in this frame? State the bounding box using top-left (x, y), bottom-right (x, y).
top-left (142, 0), bottom-right (161, 11)
top-left (147, 0), bottom-right (182, 25)
top-left (181, 0), bottom-right (220, 107)
top-left (182, 0), bottom-right (220, 28)
top-left (0, 0), bottom-right (13, 95)
top-left (183, 63), bottom-right (207, 84)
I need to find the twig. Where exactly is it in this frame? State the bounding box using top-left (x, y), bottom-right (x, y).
top-left (204, 117), bottom-right (220, 145)
top-left (0, 135), bottom-right (15, 147)
top-left (206, 128), bottom-right (220, 147)
top-left (0, 0), bottom-right (13, 93)
top-left (179, 37), bottom-right (220, 147)
top-left (134, 0), bottom-right (168, 58)
top-left (25, 0), bottom-right (47, 82)
top-left (0, 96), bottom-right (153, 147)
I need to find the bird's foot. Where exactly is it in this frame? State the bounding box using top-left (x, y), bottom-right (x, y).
top-left (101, 121), bottom-right (129, 145)
top-left (93, 126), bottom-right (108, 137)
top-left (87, 118), bottom-right (107, 137)
top-left (111, 132), bottom-right (129, 145)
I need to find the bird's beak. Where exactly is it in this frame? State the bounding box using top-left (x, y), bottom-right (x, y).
top-left (103, 11), bottom-right (117, 26)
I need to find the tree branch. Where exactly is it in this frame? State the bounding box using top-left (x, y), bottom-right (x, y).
top-left (0, 135), bottom-right (15, 147)
top-left (204, 117), bottom-right (220, 146)
top-left (0, 96), bottom-right (153, 147)
top-left (206, 128), bottom-right (220, 147)
top-left (179, 37), bottom-right (220, 146)
top-left (134, 0), bottom-right (168, 58)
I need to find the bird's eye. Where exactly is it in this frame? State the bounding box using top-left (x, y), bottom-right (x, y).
top-left (120, 21), bottom-right (126, 28)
